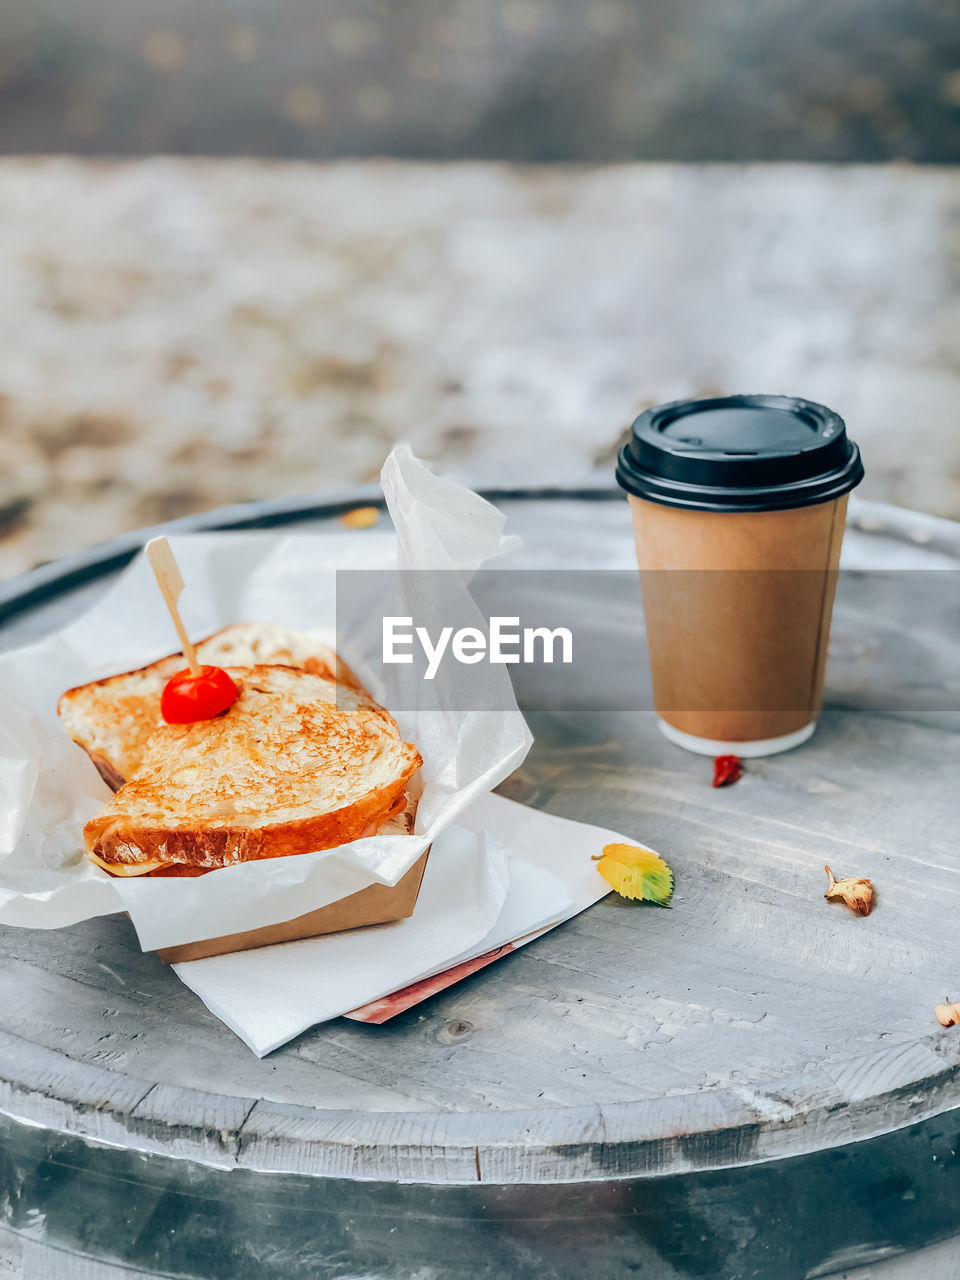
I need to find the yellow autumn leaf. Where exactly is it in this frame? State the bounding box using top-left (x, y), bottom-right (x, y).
top-left (340, 506), bottom-right (380, 529)
top-left (594, 842), bottom-right (674, 905)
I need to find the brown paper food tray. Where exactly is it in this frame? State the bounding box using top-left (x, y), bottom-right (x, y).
top-left (156, 848), bottom-right (430, 964)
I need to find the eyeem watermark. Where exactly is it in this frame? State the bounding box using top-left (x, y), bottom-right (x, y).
top-left (336, 568), bottom-right (958, 712)
top-left (383, 616), bottom-right (574, 680)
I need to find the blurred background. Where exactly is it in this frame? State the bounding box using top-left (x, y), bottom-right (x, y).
top-left (0, 0), bottom-right (958, 577)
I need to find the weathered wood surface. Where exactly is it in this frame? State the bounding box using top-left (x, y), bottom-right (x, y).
top-left (0, 493), bottom-right (958, 1277)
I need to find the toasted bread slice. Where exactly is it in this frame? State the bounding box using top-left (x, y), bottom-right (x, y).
top-left (129, 785), bottom-right (420, 877)
top-left (83, 665), bottom-right (421, 875)
top-left (59, 622), bottom-right (367, 789)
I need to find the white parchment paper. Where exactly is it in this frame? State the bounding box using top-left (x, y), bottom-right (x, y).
top-left (0, 447), bottom-right (532, 950)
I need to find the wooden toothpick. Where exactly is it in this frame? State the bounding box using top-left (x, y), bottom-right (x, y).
top-left (145, 537), bottom-right (203, 677)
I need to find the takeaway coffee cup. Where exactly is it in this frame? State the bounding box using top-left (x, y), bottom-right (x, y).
top-left (616, 395), bottom-right (864, 757)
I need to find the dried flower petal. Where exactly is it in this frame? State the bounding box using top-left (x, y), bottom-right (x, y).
top-left (824, 865), bottom-right (874, 917)
top-left (713, 755), bottom-right (742, 788)
top-left (935, 999), bottom-right (960, 1028)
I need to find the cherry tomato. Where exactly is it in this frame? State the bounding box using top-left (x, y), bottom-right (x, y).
top-left (160, 666), bottom-right (239, 724)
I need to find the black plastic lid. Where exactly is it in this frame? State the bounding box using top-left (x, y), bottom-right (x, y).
top-left (616, 394), bottom-right (864, 513)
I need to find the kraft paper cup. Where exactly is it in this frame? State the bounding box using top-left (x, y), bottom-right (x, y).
top-left (628, 493), bottom-right (848, 756)
top-left (616, 395), bottom-right (864, 758)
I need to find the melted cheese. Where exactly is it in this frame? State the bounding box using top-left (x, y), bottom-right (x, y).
top-left (86, 850), bottom-right (167, 877)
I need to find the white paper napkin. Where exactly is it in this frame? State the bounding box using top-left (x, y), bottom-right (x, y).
top-left (173, 793), bottom-right (626, 1056)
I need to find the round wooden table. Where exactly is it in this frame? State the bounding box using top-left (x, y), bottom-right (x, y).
top-left (0, 489), bottom-right (958, 1280)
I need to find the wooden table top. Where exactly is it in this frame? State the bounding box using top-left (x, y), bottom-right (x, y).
top-left (0, 490), bottom-right (958, 1278)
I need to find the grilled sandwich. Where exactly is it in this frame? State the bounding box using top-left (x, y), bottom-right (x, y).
top-left (59, 622), bottom-right (366, 789)
top-left (83, 665), bottom-right (421, 877)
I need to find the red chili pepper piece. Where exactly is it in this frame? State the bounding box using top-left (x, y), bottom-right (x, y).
top-left (713, 754), bottom-right (743, 788)
top-left (160, 666), bottom-right (239, 724)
